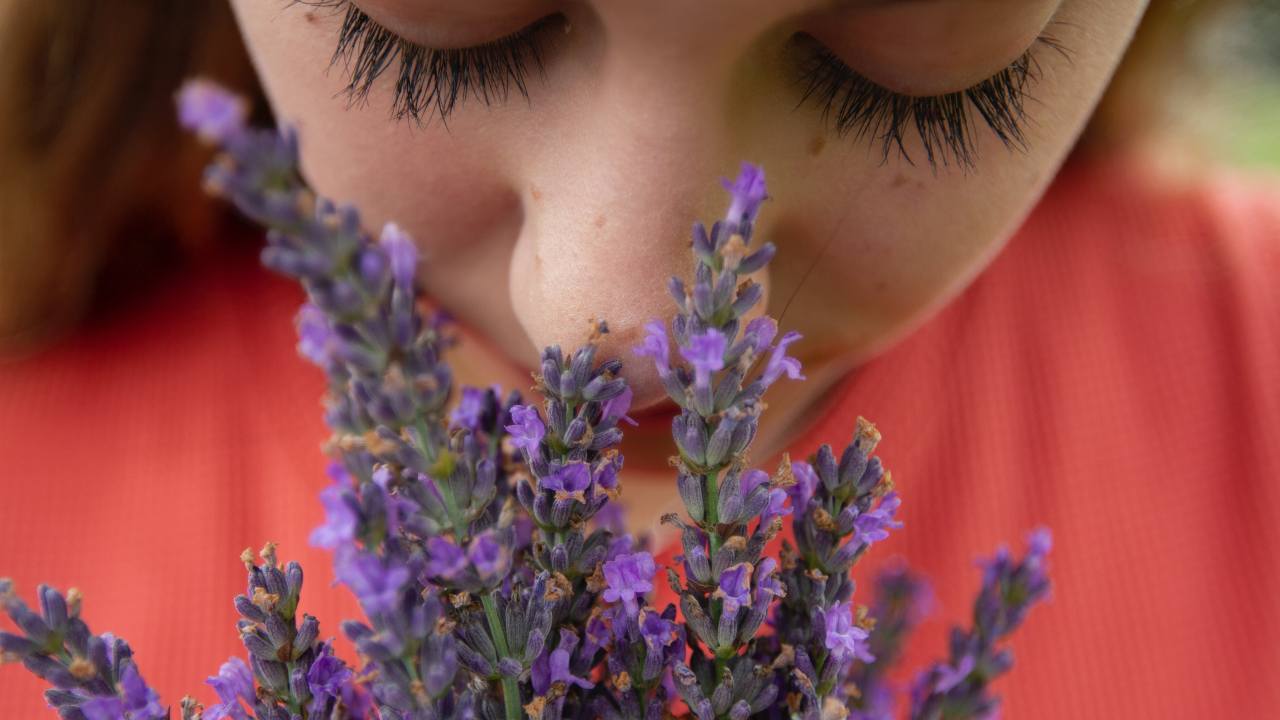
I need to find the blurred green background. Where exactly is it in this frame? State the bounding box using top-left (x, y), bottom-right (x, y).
top-left (1192, 1), bottom-right (1280, 167)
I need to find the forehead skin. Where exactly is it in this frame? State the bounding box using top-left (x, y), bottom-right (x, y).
top-left (230, 0), bottom-right (1148, 412)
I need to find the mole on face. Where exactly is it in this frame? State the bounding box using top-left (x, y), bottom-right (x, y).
top-left (808, 135), bottom-right (826, 157)
top-left (530, 185), bottom-right (543, 202)
top-left (593, 214), bottom-right (607, 229)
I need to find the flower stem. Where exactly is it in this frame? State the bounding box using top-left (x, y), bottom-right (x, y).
top-left (482, 594), bottom-right (522, 720)
top-left (704, 472), bottom-right (722, 556)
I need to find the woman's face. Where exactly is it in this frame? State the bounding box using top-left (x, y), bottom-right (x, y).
top-left (230, 0), bottom-right (1147, 409)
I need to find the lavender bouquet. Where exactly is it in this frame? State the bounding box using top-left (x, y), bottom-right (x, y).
top-left (0, 79), bottom-right (1052, 720)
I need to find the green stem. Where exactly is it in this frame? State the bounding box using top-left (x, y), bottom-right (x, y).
top-left (704, 472), bottom-right (722, 557)
top-left (482, 595), bottom-right (523, 720)
top-left (436, 478), bottom-right (468, 541)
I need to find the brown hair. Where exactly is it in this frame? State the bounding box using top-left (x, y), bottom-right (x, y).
top-left (0, 0), bottom-right (1233, 352)
top-left (0, 0), bottom-right (262, 353)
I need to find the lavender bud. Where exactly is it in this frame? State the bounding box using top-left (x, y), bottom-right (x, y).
top-left (498, 657), bottom-right (523, 676)
top-left (243, 632), bottom-right (277, 661)
top-left (716, 607), bottom-right (739, 649)
top-left (668, 276), bottom-right (688, 306)
top-left (254, 656), bottom-right (290, 694)
top-left (711, 682), bottom-right (733, 716)
top-left (704, 416), bottom-right (738, 468)
top-left (294, 614), bottom-right (319, 655)
top-left (686, 545), bottom-right (713, 585)
top-left (455, 642), bottom-right (494, 676)
top-left (8, 605), bottom-right (50, 644)
top-left (736, 242), bottom-right (776, 275)
top-left (589, 428), bottom-right (623, 450)
top-left (693, 279), bottom-right (715, 320)
top-left (285, 562), bottom-right (303, 603)
top-left (289, 665), bottom-right (309, 702)
top-left (564, 417), bottom-right (588, 444)
top-left (22, 655), bottom-right (76, 688)
top-left (729, 701), bottom-right (752, 720)
top-left (716, 472), bottom-right (743, 524)
top-left (0, 632), bottom-right (36, 656)
top-left (541, 358), bottom-right (561, 394)
top-left (691, 223), bottom-right (714, 260)
top-left (730, 281), bottom-right (763, 318)
top-left (677, 472), bottom-right (705, 522)
top-left (264, 613), bottom-right (292, 648)
top-left (38, 587), bottom-right (68, 631)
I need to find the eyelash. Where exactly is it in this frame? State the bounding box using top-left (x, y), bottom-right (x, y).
top-left (791, 32), bottom-right (1070, 170)
top-left (298, 0), bottom-right (556, 125)
top-left (299, 2), bottom-right (1068, 169)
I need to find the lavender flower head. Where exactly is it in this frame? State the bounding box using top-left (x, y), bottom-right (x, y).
top-left (602, 551), bottom-right (656, 615)
top-left (176, 78), bottom-right (247, 144)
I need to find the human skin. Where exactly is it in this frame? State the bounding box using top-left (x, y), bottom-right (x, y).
top-left (230, 0), bottom-right (1148, 530)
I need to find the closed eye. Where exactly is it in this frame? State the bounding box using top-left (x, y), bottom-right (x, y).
top-left (789, 31), bottom-right (1071, 170)
top-left (295, 0), bottom-right (561, 126)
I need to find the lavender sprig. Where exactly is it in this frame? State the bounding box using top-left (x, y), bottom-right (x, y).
top-left (210, 543), bottom-right (370, 720)
top-left (0, 579), bottom-right (166, 720)
top-left (909, 529), bottom-right (1053, 720)
top-left (770, 420), bottom-right (903, 719)
top-left (631, 162), bottom-right (797, 720)
top-left (179, 79), bottom-right (499, 719)
top-left (848, 566), bottom-right (933, 720)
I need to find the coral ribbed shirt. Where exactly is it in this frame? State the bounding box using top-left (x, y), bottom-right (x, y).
top-left (2, 157), bottom-right (1278, 718)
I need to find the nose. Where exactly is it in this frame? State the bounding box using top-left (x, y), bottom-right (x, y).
top-left (505, 45), bottom-right (772, 409)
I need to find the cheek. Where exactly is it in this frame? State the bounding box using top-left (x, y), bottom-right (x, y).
top-left (230, 0), bottom-right (530, 350)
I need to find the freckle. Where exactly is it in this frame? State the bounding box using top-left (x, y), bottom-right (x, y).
top-left (873, 279), bottom-right (888, 293)
top-left (808, 135), bottom-right (826, 156)
top-left (530, 185), bottom-right (543, 202)
top-left (593, 214), bottom-right (606, 229)
top-left (891, 174), bottom-right (909, 188)
top-left (304, 10), bottom-right (318, 23)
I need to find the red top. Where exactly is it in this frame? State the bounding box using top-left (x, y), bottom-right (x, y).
top-left (2, 157), bottom-right (1278, 718)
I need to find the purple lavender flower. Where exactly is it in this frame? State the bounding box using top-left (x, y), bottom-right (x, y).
top-left (721, 162), bottom-right (769, 224)
top-left (425, 537), bottom-right (468, 580)
top-left (532, 630), bottom-right (594, 694)
top-left (542, 462), bottom-right (593, 502)
top-left (306, 641), bottom-right (370, 716)
top-left (203, 657), bottom-right (254, 720)
top-left (762, 331), bottom-right (805, 386)
top-left (752, 557), bottom-right (785, 606)
top-left (741, 468), bottom-right (790, 526)
top-left (824, 602), bottom-right (874, 665)
top-left (467, 531), bottom-right (510, 581)
top-left (450, 386), bottom-right (488, 431)
top-left (333, 546), bottom-right (409, 615)
top-left (789, 460), bottom-right (818, 512)
top-left (633, 320), bottom-right (672, 377)
top-left (681, 329), bottom-right (727, 392)
top-left (505, 404), bottom-right (545, 455)
top-left (602, 551), bottom-right (656, 615)
top-left (602, 385), bottom-right (638, 427)
top-left (379, 222), bottom-right (418, 289)
top-left (640, 610), bottom-right (681, 655)
top-left (715, 562), bottom-right (753, 613)
top-left (932, 652), bottom-right (977, 694)
top-left (1028, 526), bottom-right (1053, 559)
top-left (176, 78), bottom-right (247, 144)
top-left (80, 663), bottom-right (166, 720)
top-left (295, 303), bottom-right (337, 368)
top-left (310, 478), bottom-right (358, 549)
top-left (854, 492), bottom-right (903, 548)
top-left (744, 316), bottom-right (778, 354)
